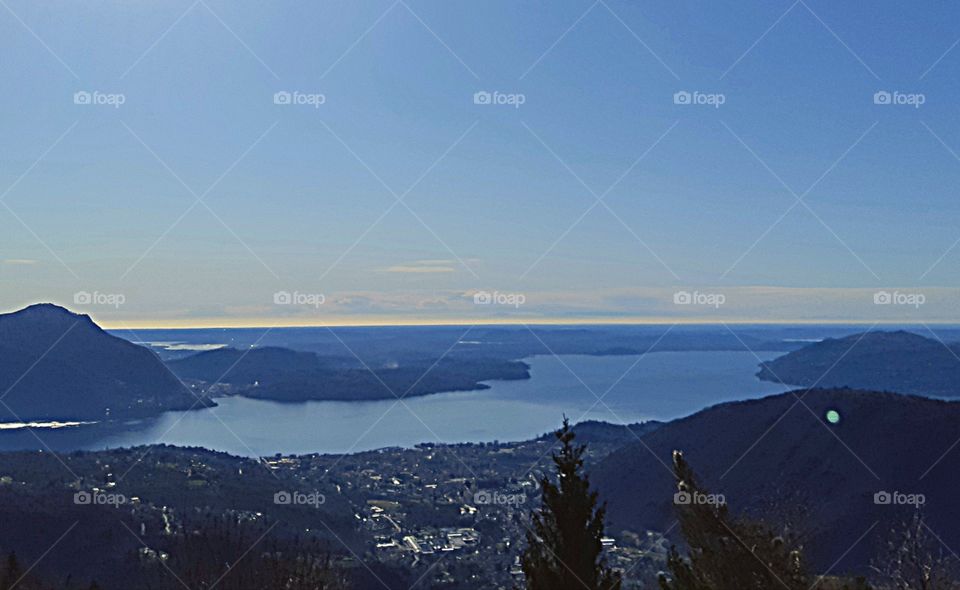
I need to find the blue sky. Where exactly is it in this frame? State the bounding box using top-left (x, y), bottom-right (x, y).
top-left (2, 0), bottom-right (960, 326)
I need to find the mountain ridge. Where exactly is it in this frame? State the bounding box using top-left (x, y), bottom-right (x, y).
top-left (167, 345), bottom-right (531, 402)
top-left (757, 330), bottom-right (960, 396)
top-left (0, 304), bottom-right (210, 421)
top-left (591, 387), bottom-right (960, 575)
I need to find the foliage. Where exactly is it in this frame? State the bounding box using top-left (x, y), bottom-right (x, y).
top-left (659, 450), bottom-right (809, 590)
top-left (521, 418), bottom-right (622, 590)
top-left (872, 510), bottom-right (960, 590)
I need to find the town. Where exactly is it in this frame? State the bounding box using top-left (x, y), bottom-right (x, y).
top-left (262, 427), bottom-right (671, 588)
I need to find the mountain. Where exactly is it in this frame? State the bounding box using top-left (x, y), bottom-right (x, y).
top-left (757, 330), bottom-right (960, 396)
top-left (167, 346), bottom-right (327, 382)
top-left (592, 388), bottom-right (960, 574)
top-left (167, 346), bottom-right (531, 402)
top-left (0, 304), bottom-right (208, 421)
top-left (125, 324), bottom-right (823, 365)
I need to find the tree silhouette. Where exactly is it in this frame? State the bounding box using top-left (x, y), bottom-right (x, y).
top-left (521, 418), bottom-right (622, 590)
top-left (0, 552), bottom-right (21, 590)
top-left (659, 450), bottom-right (809, 590)
top-left (872, 510), bottom-right (960, 590)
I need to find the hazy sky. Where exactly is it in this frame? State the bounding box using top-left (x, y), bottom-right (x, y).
top-left (2, 0), bottom-right (960, 326)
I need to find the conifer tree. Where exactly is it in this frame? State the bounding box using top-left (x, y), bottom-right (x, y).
top-left (521, 418), bottom-right (622, 590)
top-left (1, 552), bottom-right (21, 590)
top-left (660, 450), bottom-right (809, 590)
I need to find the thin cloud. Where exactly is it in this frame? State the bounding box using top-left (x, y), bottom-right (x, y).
top-left (382, 260), bottom-right (457, 274)
top-left (2, 259), bottom-right (38, 265)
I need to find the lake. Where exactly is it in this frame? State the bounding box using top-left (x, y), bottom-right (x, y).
top-left (0, 350), bottom-right (788, 456)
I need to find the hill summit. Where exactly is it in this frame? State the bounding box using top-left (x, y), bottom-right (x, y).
top-left (592, 387), bottom-right (960, 574)
top-left (757, 330), bottom-right (960, 396)
top-left (0, 304), bottom-right (208, 421)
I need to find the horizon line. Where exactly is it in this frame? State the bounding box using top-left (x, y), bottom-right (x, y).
top-left (6, 303), bottom-right (958, 330)
top-left (96, 317), bottom-right (960, 330)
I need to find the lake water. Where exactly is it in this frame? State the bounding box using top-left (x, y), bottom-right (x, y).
top-left (2, 351), bottom-right (788, 456)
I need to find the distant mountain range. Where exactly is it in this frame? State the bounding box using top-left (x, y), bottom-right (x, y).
top-left (757, 330), bottom-right (960, 396)
top-left (0, 304), bottom-right (531, 421)
top-left (126, 323), bottom-right (823, 365)
top-left (2, 307), bottom-right (959, 580)
top-left (0, 304), bottom-right (206, 421)
top-left (592, 388), bottom-right (960, 574)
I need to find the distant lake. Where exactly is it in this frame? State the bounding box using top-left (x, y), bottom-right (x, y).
top-left (1, 351), bottom-right (788, 456)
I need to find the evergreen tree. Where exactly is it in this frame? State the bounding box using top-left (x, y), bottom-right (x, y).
top-left (1, 552), bottom-right (21, 590)
top-left (660, 450), bottom-right (809, 590)
top-left (521, 418), bottom-right (622, 590)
